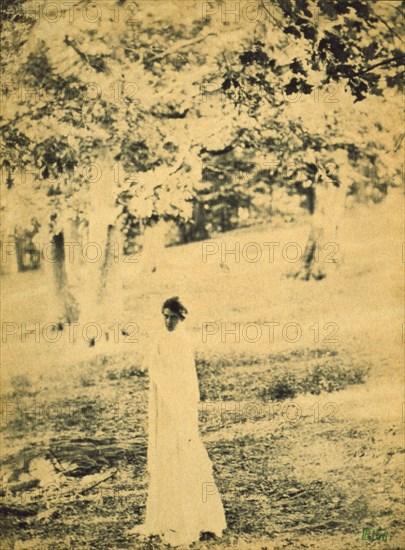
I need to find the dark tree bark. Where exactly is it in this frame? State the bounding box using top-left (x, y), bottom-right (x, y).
top-left (51, 232), bottom-right (79, 324)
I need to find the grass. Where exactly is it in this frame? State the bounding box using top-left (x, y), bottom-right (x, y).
top-left (8, 375), bottom-right (37, 398)
top-left (0, 340), bottom-right (400, 549)
top-left (1, 198), bottom-right (403, 548)
top-left (0, 346), bottom-right (393, 550)
top-left (195, 348), bottom-right (369, 402)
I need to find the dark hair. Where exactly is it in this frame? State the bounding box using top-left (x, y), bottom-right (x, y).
top-left (162, 296), bottom-right (188, 320)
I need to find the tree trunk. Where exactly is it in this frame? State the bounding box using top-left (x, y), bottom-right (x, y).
top-left (178, 202), bottom-right (208, 243)
top-left (51, 232), bottom-right (80, 324)
top-left (297, 224), bottom-right (328, 281)
top-left (97, 224), bottom-right (116, 302)
top-left (77, 157), bottom-right (123, 345)
top-left (0, 239), bottom-right (19, 276)
top-left (139, 219), bottom-right (167, 275)
top-left (291, 176), bottom-right (347, 281)
top-left (14, 236), bottom-right (25, 272)
top-left (98, 224), bottom-right (124, 335)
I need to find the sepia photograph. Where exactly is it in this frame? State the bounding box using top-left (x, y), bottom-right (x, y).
top-left (0, 1), bottom-right (404, 548)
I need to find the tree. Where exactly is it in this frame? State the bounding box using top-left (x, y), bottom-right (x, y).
top-left (1, 0), bottom-right (208, 329)
top-left (1, 0), bottom-right (403, 306)
top-left (207, 0), bottom-right (404, 278)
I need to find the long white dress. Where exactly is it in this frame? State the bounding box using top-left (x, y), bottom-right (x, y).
top-left (140, 325), bottom-right (226, 547)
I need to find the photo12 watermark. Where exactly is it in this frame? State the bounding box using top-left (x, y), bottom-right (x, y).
top-left (201, 321), bottom-right (340, 344)
top-left (0, 478), bottom-right (128, 509)
top-left (1, 80), bottom-right (140, 105)
top-left (201, 241), bottom-right (340, 265)
top-left (200, 80), bottom-right (339, 104)
top-left (1, 398), bottom-right (144, 426)
top-left (201, 475), bottom-right (340, 503)
top-left (1, 321), bottom-right (140, 344)
top-left (222, 159), bottom-right (340, 185)
top-left (199, 400), bottom-right (340, 425)
top-left (201, 1), bottom-right (328, 25)
top-left (7, 1), bottom-right (141, 25)
top-left (1, 241), bottom-right (141, 266)
top-left (1, 160), bottom-right (140, 187)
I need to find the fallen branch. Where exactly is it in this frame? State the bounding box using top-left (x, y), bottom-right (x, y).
top-left (80, 469), bottom-right (118, 495)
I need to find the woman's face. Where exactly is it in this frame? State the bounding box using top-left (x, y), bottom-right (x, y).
top-left (162, 308), bottom-right (182, 332)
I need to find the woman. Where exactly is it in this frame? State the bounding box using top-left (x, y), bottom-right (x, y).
top-left (131, 297), bottom-right (226, 547)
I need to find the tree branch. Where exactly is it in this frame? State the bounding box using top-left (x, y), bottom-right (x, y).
top-left (80, 470), bottom-right (118, 495)
top-left (148, 32), bottom-right (217, 62)
top-left (393, 132), bottom-right (404, 153)
top-left (355, 55), bottom-right (405, 76)
top-left (260, 0), bottom-right (290, 34)
top-left (374, 13), bottom-right (402, 42)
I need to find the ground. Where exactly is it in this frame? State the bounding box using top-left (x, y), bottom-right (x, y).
top-left (1, 195), bottom-right (404, 549)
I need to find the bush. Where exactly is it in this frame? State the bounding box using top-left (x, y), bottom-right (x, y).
top-left (300, 363), bottom-right (369, 395)
top-left (196, 348), bottom-right (370, 402)
top-left (79, 374), bottom-right (96, 388)
top-left (260, 371), bottom-right (298, 401)
top-left (120, 364), bottom-right (145, 379)
top-left (9, 374), bottom-right (36, 397)
top-left (259, 361), bottom-right (369, 402)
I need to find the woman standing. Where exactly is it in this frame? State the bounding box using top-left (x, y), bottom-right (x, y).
top-left (131, 297), bottom-right (227, 547)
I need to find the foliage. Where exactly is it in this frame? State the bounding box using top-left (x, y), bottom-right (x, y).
top-left (262, 370), bottom-right (298, 400)
top-left (8, 374), bottom-right (37, 398)
top-left (196, 348), bottom-right (369, 402)
top-left (0, 342), bottom-right (389, 549)
top-left (300, 361), bottom-right (369, 394)
top-left (0, 0), bottom-right (402, 243)
top-left (260, 361), bottom-right (369, 400)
